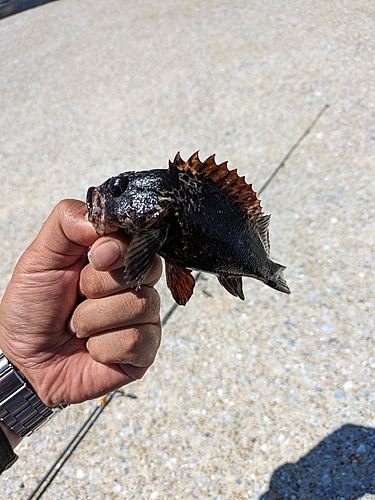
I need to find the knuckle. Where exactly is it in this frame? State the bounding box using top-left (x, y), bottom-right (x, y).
top-left (92, 276), bottom-right (110, 298)
top-left (127, 324), bottom-right (161, 364)
top-left (79, 265), bottom-right (103, 298)
top-left (128, 327), bottom-right (142, 353)
top-left (132, 286), bottom-right (161, 322)
top-left (72, 299), bottom-right (103, 337)
top-left (72, 316), bottom-right (91, 338)
top-left (80, 266), bottom-right (108, 299)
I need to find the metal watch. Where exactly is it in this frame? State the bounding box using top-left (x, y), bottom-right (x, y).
top-left (0, 349), bottom-right (67, 437)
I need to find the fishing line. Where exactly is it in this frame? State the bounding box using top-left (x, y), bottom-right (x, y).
top-left (163, 105), bottom-right (329, 314)
top-left (25, 106), bottom-right (327, 499)
top-left (26, 287), bottom-right (195, 500)
top-left (258, 104), bottom-right (329, 196)
top-left (26, 390), bottom-right (134, 500)
top-left (26, 290), bottom-right (190, 499)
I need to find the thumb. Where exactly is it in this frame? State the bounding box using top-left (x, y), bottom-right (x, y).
top-left (17, 199), bottom-right (99, 273)
top-left (0, 199), bottom-right (100, 352)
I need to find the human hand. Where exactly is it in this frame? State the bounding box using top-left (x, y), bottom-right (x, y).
top-left (0, 200), bottom-right (162, 411)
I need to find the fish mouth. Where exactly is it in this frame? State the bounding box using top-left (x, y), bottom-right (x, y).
top-left (86, 186), bottom-right (119, 236)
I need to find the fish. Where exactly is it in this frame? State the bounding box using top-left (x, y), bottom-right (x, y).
top-left (86, 151), bottom-right (290, 305)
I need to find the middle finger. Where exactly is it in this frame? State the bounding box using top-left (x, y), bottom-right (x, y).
top-left (72, 286), bottom-right (160, 338)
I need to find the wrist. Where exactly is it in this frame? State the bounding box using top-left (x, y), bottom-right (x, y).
top-left (0, 421), bottom-right (18, 473)
top-left (0, 421), bottom-right (22, 449)
top-left (0, 349), bottom-right (67, 438)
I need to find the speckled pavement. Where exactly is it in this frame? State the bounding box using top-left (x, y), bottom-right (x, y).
top-left (1, 1), bottom-right (375, 499)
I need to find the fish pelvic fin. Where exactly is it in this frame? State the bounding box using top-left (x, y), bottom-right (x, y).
top-left (165, 262), bottom-right (195, 305)
top-left (266, 263), bottom-right (290, 294)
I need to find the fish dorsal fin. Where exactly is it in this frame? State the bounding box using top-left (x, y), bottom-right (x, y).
top-left (169, 151), bottom-right (264, 221)
top-left (256, 213), bottom-right (271, 255)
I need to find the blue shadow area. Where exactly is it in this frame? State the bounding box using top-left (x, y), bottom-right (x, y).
top-left (260, 424), bottom-right (375, 499)
top-left (0, 0), bottom-right (58, 19)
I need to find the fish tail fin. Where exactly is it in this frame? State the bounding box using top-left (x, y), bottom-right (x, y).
top-left (267, 263), bottom-right (290, 294)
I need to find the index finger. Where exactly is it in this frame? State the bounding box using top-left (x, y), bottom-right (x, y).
top-left (88, 232), bottom-right (163, 285)
top-left (80, 234), bottom-right (162, 299)
top-left (87, 232), bottom-right (131, 271)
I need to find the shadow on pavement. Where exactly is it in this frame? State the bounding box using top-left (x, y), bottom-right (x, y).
top-left (0, 0), bottom-right (58, 19)
top-left (260, 424), bottom-right (375, 499)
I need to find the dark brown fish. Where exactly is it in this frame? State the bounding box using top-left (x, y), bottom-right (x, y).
top-left (86, 152), bottom-right (290, 305)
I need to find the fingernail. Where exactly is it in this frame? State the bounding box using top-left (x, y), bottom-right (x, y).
top-left (68, 318), bottom-right (76, 335)
top-left (88, 240), bottom-right (121, 269)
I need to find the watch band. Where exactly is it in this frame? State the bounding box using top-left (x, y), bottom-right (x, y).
top-left (0, 350), bottom-right (67, 437)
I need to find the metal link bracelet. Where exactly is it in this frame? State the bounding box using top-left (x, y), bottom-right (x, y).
top-left (0, 350), bottom-right (67, 437)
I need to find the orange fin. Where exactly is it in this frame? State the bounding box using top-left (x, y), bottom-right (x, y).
top-left (169, 151), bottom-right (264, 221)
top-left (217, 275), bottom-right (245, 300)
top-left (165, 262), bottom-right (195, 305)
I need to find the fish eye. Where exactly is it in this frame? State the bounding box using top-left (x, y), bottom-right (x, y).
top-left (108, 177), bottom-right (128, 197)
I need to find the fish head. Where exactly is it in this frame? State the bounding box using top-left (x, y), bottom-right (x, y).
top-left (86, 171), bottom-right (173, 236)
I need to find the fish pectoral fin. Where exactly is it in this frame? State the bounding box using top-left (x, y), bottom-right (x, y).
top-left (217, 275), bottom-right (245, 300)
top-left (165, 262), bottom-right (195, 306)
top-left (125, 226), bottom-right (169, 288)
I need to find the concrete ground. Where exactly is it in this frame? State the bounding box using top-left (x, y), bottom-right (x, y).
top-left (1, 0), bottom-right (375, 498)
